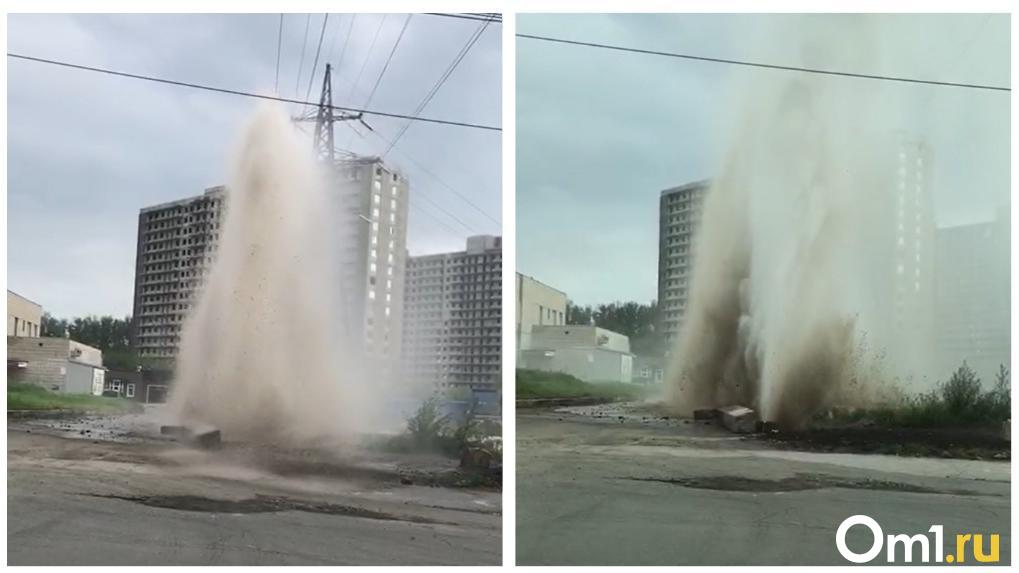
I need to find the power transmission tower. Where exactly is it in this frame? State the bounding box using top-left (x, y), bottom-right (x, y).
top-left (294, 63), bottom-right (366, 164)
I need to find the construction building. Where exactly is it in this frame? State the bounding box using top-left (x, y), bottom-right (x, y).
top-left (403, 235), bottom-right (502, 393)
top-left (7, 290), bottom-right (43, 338)
top-left (657, 180), bottom-right (709, 347)
top-left (331, 157), bottom-right (409, 372)
top-left (130, 158), bottom-right (409, 366)
top-left (934, 209), bottom-right (1011, 381)
top-left (515, 273), bottom-right (567, 350)
top-left (131, 186), bottom-right (225, 361)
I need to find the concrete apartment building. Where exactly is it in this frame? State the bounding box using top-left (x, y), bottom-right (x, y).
top-left (519, 325), bottom-right (634, 383)
top-left (332, 157), bottom-right (409, 371)
top-left (7, 290), bottom-right (43, 337)
top-left (130, 156), bottom-right (409, 373)
top-left (515, 273), bottom-right (567, 350)
top-left (403, 235), bottom-right (502, 393)
top-left (887, 139), bottom-right (936, 370)
top-left (934, 210), bottom-right (1010, 381)
top-left (131, 186), bottom-right (225, 361)
top-left (8, 337), bottom-right (105, 395)
top-left (657, 180), bottom-right (709, 347)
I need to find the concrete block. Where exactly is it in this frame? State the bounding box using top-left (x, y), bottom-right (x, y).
top-left (160, 425), bottom-right (186, 437)
top-left (190, 426), bottom-right (222, 450)
top-left (160, 424), bottom-right (221, 449)
top-left (716, 405), bottom-right (758, 434)
top-left (693, 408), bottom-right (717, 421)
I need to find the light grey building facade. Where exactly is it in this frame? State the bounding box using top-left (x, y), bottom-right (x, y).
top-left (7, 290), bottom-right (43, 338)
top-left (332, 157), bottom-right (410, 375)
top-left (7, 337), bottom-right (105, 395)
top-left (515, 273), bottom-right (567, 350)
top-left (403, 235), bottom-right (502, 393)
top-left (519, 325), bottom-right (634, 384)
top-left (658, 180), bottom-right (709, 346)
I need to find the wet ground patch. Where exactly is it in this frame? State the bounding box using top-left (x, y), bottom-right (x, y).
top-left (89, 493), bottom-right (454, 524)
top-left (625, 474), bottom-right (998, 496)
top-left (760, 426), bottom-right (1010, 461)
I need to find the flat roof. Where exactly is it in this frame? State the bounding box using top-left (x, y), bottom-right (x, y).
top-left (139, 186), bottom-right (224, 214)
top-left (516, 273), bottom-right (567, 296)
top-left (6, 290), bottom-right (42, 308)
top-left (661, 179), bottom-right (711, 197)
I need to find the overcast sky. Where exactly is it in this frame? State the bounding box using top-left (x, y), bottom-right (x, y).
top-left (8, 13), bottom-right (501, 318)
top-left (517, 13), bottom-right (1010, 306)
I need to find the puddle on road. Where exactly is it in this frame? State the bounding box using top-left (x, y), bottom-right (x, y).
top-left (625, 474), bottom-right (1000, 496)
top-left (89, 493), bottom-right (454, 524)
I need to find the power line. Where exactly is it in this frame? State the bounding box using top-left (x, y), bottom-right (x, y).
top-left (385, 15), bottom-right (494, 155)
top-left (7, 53), bottom-right (502, 131)
top-left (334, 14), bottom-right (357, 74)
top-left (302, 14), bottom-right (330, 106)
top-left (326, 70), bottom-right (502, 229)
top-left (375, 130), bottom-right (501, 226)
top-left (345, 15), bottom-right (388, 105)
top-left (426, 13), bottom-right (503, 24)
top-left (517, 33), bottom-right (1011, 92)
top-left (293, 14), bottom-right (312, 98)
top-left (274, 14), bottom-right (283, 94)
top-left (362, 14), bottom-right (413, 110)
top-left (409, 201), bottom-right (468, 240)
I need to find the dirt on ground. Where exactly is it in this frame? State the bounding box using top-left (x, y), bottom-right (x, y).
top-left (758, 425), bottom-right (1010, 461)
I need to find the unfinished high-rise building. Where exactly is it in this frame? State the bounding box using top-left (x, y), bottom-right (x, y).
top-left (403, 235), bottom-right (502, 393)
top-left (131, 186), bottom-right (225, 362)
top-left (131, 156), bottom-right (409, 371)
top-left (657, 180), bottom-right (709, 348)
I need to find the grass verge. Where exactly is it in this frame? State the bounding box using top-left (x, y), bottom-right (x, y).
top-left (8, 383), bottom-right (137, 414)
top-left (517, 368), bottom-right (650, 401)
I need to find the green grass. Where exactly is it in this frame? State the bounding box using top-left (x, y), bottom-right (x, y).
top-left (516, 368), bottom-right (649, 401)
top-left (7, 383), bottom-right (137, 413)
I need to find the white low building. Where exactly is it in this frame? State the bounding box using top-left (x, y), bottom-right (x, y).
top-left (7, 337), bottom-right (105, 395)
top-left (519, 325), bottom-right (634, 384)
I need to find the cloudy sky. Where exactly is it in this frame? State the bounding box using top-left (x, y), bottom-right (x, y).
top-left (517, 13), bottom-right (1010, 306)
top-left (8, 13), bottom-right (501, 318)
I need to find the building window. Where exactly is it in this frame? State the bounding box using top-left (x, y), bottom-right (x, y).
top-left (126, 384), bottom-right (135, 398)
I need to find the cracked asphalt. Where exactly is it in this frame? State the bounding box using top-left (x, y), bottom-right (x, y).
top-left (7, 412), bottom-right (500, 566)
top-left (516, 408), bottom-right (1010, 565)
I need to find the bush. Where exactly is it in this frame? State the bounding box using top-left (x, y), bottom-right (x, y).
top-left (383, 396), bottom-right (501, 461)
top-left (406, 396), bottom-right (449, 450)
top-left (851, 362), bottom-right (1011, 429)
top-left (941, 362), bottom-right (982, 417)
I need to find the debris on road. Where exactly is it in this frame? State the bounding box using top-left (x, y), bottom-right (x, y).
top-left (693, 408), bottom-right (717, 421)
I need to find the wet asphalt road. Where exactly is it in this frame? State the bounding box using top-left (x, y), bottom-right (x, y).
top-left (516, 408), bottom-right (1010, 566)
top-left (8, 420), bottom-right (500, 565)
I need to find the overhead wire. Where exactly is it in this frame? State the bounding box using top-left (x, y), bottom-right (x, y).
top-left (516, 33), bottom-right (1011, 92)
top-left (6, 53), bottom-right (501, 131)
top-left (384, 14), bottom-right (494, 156)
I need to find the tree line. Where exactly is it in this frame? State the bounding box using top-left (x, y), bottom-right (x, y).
top-left (564, 300), bottom-right (664, 356)
top-left (41, 314), bottom-right (142, 370)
